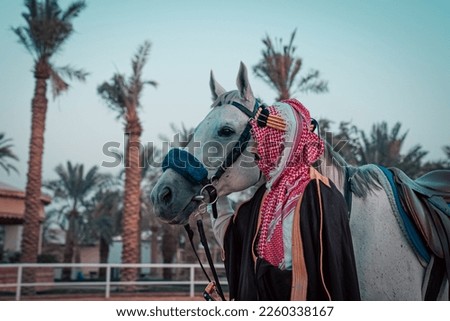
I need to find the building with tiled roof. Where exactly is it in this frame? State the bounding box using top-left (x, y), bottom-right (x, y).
top-left (0, 181), bottom-right (51, 258)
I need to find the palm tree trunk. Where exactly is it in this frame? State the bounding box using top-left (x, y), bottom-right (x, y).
top-left (121, 113), bottom-right (142, 291)
top-left (278, 87), bottom-right (290, 101)
top-left (62, 210), bottom-right (77, 281)
top-left (150, 226), bottom-right (159, 277)
top-left (99, 237), bottom-right (109, 280)
top-left (74, 235), bottom-right (82, 279)
top-left (20, 59), bottom-right (50, 294)
top-left (162, 224), bottom-right (178, 280)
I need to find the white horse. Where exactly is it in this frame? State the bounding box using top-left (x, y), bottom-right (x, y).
top-left (151, 63), bottom-right (449, 300)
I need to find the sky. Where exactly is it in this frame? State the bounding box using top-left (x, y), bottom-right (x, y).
top-left (0, 0), bottom-right (449, 190)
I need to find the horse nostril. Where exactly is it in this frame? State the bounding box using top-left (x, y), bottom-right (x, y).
top-left (160, 187), bottom-right (173, 206)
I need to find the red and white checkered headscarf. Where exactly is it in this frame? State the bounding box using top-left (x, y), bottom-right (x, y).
top-left (250, 99), bottom-right (324, 268)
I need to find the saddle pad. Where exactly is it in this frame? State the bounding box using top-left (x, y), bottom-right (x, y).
top-left (378, 165), bottom-right (431, 263)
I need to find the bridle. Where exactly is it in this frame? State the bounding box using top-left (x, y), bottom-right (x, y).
top-left (162, 99), bottom-right (262, 219)
top-left (161, 98), bottom-right (261, 300)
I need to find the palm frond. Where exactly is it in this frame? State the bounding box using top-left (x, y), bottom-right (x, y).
top-left (97, 74), bottom-right (128, 116)
top-left (129, 41), bottom-right (158, 104)
top-left (61, 1), bottom-right (86, 21)
top-left (0, 133), bottom-right (19, 175)
top-left (56, 65), bottom-right (89, 82)
top-left (98, 40), bottom-right (157, 116)
top-left (0, 163), bottom-right (19, 175)
top-left (13, 0), bottom-right (86, 59)
top-left (144, 80), bottom-right (158, 87)
top-left (11, 26), bottom-right (35, 57)
top-left (443, 146), bottom-right (450, 160)
top-left (49, 67), bottom-right (68, 97)
top-left (25, 0), bottom-right (38, 19)
top-left (48, 65), bottom-right (88, 98)
top-left (253, 29), bottom-right (328, 100)
top-left (297, 69), bottom-right (329, 94)
top-left (46, 161), bottom-right (109, 211)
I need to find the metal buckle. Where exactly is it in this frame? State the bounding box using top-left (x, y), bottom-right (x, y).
top-left (198, 178), bottom-right (218, 205)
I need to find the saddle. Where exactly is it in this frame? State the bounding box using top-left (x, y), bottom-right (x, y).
top-left (389, 168), bottom-right (450, 299)
top-left (390, 168), bottom-right (450, 259)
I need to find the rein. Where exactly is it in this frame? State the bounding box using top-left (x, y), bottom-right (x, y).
top-left (184, 221), bottom-right (226, 301)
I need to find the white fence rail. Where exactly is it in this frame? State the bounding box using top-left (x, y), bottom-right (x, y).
top-left (0, 263), bottom-right (227, 301)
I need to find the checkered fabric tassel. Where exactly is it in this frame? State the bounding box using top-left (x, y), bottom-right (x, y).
top-left (255, 107), bottom-right (287, 131)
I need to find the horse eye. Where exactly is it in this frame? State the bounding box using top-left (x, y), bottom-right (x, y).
top-left (218, 126), bottom-right (235, 137)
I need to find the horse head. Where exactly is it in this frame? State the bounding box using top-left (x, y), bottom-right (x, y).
top-left (151, 62), bottom-right (262, 224)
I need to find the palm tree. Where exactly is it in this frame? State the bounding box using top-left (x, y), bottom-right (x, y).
top-left (253, 29), bottom-right (328, 100)
top-left (417, 145), bottom-right (450, 177)
top-left (138, 144), bottom-right (166, 277)
top-left (12, 0), bottom-right (87, 288)
top-left (444, 146), bottom-right (450, 160)
top-left (349, 121), bottom-right (428, 178)
top-left (45, 161), bottom-right (108, 280)
top-left (320, 120), bottom-right (448, 178)
top-left (318, 119), bottom-right (360, 166)
top-left (0, 133), bottom-right (19, 175)
top-left (97, 41), bottom-right (157, 288)
top-left (83, 188), bottom-right (122, 279)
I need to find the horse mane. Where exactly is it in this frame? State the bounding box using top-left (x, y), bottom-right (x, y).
top-left (318, 141), bottom-right (381, 198)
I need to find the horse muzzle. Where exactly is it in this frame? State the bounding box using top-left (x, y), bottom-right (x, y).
top-left (150, 168), bottom-right (202, 225)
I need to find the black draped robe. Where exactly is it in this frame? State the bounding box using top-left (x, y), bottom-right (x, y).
top-left (223, 178), bottom-right (361, 301)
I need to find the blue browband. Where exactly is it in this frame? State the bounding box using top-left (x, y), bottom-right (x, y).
top-left (162, 148), bottom-right (208, 185)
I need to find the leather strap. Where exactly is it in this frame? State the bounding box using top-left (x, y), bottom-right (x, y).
top-left (290, 192), bottom-right (308, 300)
top-left (196, 219), bottom-right (226, 300)
top-left (184, 222), bottom-right (226, 301)
top-left (424, 256), bottom-right (446, 300)
top-left (290, 168), bottom-right (333, 300)
top-left (315, 174), bottom-right (332, 300)
top-left (184, 224), bottom-right (212, 283)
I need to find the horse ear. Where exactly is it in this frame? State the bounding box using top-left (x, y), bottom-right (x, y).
top-left (236, 62), bottom-right (254, 102)
top-left (210, 70), bottom-right (226, 101)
